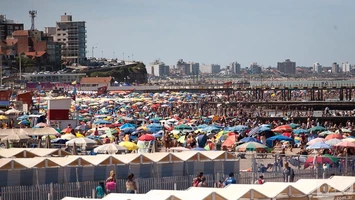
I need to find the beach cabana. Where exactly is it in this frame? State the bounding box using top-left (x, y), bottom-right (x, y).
top-left (15, 157), bottom-right (61, 168)
top-left (103, 193), bottom-right (181, 200)
top-left (199, 151), bottom-right (237, 160)
top-left (112, 154), bottom-right (153, 164)
top-left (80, 155), bottom-right (125, 166)
top-left (172, 151), bottom-right (210, 161)
top-left (143, 152), bottom-right (183, 163)
top-left (0, 159), bottom-right (27, 170)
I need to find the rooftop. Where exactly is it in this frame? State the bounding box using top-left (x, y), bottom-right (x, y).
top-left (12, 30), bottom-right (29, 37)
top-left (80, 77), bottom-right (113, 84)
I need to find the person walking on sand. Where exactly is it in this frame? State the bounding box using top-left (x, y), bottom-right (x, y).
top-left (126, 173), bottom-right (137, 194)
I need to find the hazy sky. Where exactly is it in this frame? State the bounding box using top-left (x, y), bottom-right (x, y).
top-left (2, 0), bottom-right (355, 67)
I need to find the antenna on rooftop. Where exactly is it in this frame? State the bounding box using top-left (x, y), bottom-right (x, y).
top-left (29, 10), bottom-right (37, 31)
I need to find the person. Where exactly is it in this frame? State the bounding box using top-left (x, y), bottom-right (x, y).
top-left (197, 176), bottom-right (208, 187)
top-left (106, 170), bottom-right (116, 193)
top-left (283, 162), bottom-right (295, 182)
top-left (192, 172), bottom-right (203, 187)
top-left (224, 172), bottom-right (237, 186)
top-left (96, 182), bottom-right (106, 198)
top-left (104, 136), bottom-right (110, 144)
top-left (126, 173), bottom-right (137, 193)
top-left (254, 175), bottom-right (265, 184)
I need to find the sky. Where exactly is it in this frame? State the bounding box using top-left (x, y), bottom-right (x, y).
top-left (2, 0), bottom-right (355, 67)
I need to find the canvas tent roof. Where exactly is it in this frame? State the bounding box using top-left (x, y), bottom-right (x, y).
top-left (0, 159), bottom-right (27, 169)
top-left (102, 193), bottom-right (181, 200)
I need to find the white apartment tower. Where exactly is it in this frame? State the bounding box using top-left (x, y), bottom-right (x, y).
top-left (342, 62), bottom-right (351, 73)
top-left (55, 13), bottom-right (86, 64)
top-left (313, 62), bottom-right (322, 73)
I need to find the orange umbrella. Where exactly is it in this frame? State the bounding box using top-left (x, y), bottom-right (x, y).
top-left (325, 134), bottom-right (343, 141)
top-left (272, 125), bottom-right (292, 133)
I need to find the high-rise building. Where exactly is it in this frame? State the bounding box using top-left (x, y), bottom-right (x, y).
top-left (331, 62), bottom-right (339, 74)
top-left (191, 63), bottom-right (199, 75)
top-left (313, 62), bottom-right (322, 73)
top-left (341, 62), bottom-right (351, 73)
top-left (177, 59), bottom-right (190, 75)
top-left (277, 59), bottom-right (296, 74)
top-left (0, 15), bottom-right (24, 41)
top-left (231, 62), bottom-right (241, 74)
top-left (250, 62), bottom-right (261, 74)
top-left (54, 13), bottom-right (86, 64)
top-left (151, 62), bottom-right (169, 77)
top-left (211, 64), bottom-right (221, 74)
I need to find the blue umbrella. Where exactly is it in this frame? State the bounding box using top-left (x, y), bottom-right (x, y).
top-left (19, 120), bottom-right (30, 125)
top-left (203, 126), bottom-right (220, 132)
top-left (197, 124), bottom-right (208, 129)
top-left (240, 137), bottom-right (261, 143)
top-left (93, 120), bottom-right (111, 125)
top-left (293, 129), bottom-right (310, 135)
top-left (266, 135), bottom-right (294, 147)
top-left (120, 123), bottom-right (136, 129)
top-left (17, 115), bottom-right (29, 120)
top-left (306, 142), bottom-right (332, 150)
top-left (152, 130), bottom-right (164, 138)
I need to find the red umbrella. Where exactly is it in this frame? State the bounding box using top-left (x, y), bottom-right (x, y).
top-left (283, 132), bottom-right (291, 137)
top-left (325, 134), bottom-right (343, 141)
top-left (138, 134), bottom-right (156, 141)
top-left (304, 156), bottom-right (333, 168)
top-left (335, 141), bottom-right (355, 148)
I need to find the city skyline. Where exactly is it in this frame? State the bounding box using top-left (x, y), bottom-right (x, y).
top-left (2, 0), bottom-right (355, 67)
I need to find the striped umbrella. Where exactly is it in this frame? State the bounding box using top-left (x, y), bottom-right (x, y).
top-left (236, 142), bottom-right (268, 152)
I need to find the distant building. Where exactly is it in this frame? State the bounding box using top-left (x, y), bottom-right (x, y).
top-left (277, 59), bottom-right (296, 74)
top-left (80, 77), bottom-right (114, 91)
top-left (0, 15), bottom-right (24, 41)
top-left (54, 13), bottom-right (86, 64)
top-left (151, 62), bottom-right (170, 77)
top-left (191, 63), bottom-right (200, 75)
top-left (177, 59), bottom-right (190, 75)
top-left (231, 62), bottom-right (241, 74)
top-left (331, 62), bottom-right (339, 74)
top-left (211, 64), bottom-right (221, 74)
top-left (342, 62), bottom-right (351, 73)
top-left (22, 73), bottom-right (86, 83)
top-left (313, 62), bottom-right (322, 73)
top-left (250, 62), bottom-right (261, 74)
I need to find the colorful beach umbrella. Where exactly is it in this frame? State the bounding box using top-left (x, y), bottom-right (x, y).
top-left (119, 141), bottom-right (138, 151)
top-left (325, 134), bottom-right (343, 141)
top-left (138, 134), bottom-right (156, 141)
top-left (335, 141), bottom-right (355, 148)
top-left (236, 142), bottom-right (268, 152)
top-left (306, 142), bottom-right (332, 150)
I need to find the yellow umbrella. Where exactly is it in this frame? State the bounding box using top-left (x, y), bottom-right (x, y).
top-left (76, 133), bottom-right (85, 138)
top-left (119, 141), bottom-right (138, 151)
top-left (0, 115), bottom-right (8, 120)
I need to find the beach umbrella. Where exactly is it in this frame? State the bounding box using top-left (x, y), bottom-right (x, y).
top-left (119, 141), bottom-right (138, 151)
top-left (138, 134), bottom-right (156, 141)
top-left (203, 126), bottom-right (220, 132)
top-left (341, 128), bottom-right (352, 133)
top-left (266, 135), bottom-right (294, 147)
top-left (248, 126), bottom-right (271, 136)
top-left (94, 119), bottom-right (112, 125)
top-left (174, 124), bottom-right (192, 130)
top-left (288, 123), bottom-right (300, 129)
top-left (306, 142), bottom-right (332, 150)
top-left (34, 122), bottom-right (49, 128)
top-left (197, 124), bottom-right (208, 129)
top-left (239, 137), bottom-right (261, 143)
top-left (17, 115), bottom-right (29, 120)
top-left (5, 108), bottom-right (21, 115)
top-left (343, 138), bottom-right (355, 143)
top-left (305, 156), bottom-right (333, 168)
top-left (236, 142), bottom-right (268, 152)
top-left (225, 125), bottom-right (248, 132)
top-left (325, 139), bottom-right (342, 146)
top-left (293, 129), bottom-right (310, 135)
top-left (307, 138), bottom-right (325, 146)
top-left (152, 130), bottom-right (164, 138)
top-left (319, 131), bottom-right (335, 137)
top-left (309, 126), bottom-right (327, 132)
top-left (74, 125), bottom-right (88, 131)
top-left (323, 154), bottom-right (339, 163)
top-left (93, 143), bottom-right (127, 154)
top-left (272, 125), bottom-right (292, 132)
top-left (325, 134), bottom-right (343, 141)
top-left (1, 131), bottom-right (30, 142)
top-left (105, 129), bottom-right (118, 135)
top-left (61, 134), bottom-right (76, 140)
top-left (66, 137), bottom-right (97, 146)
top-left (288, 156), bottom-right (307, 167)
top-left (335, 141), bottom-right (355, 148)
top-left (120, 123), bottom-right (136, 130)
